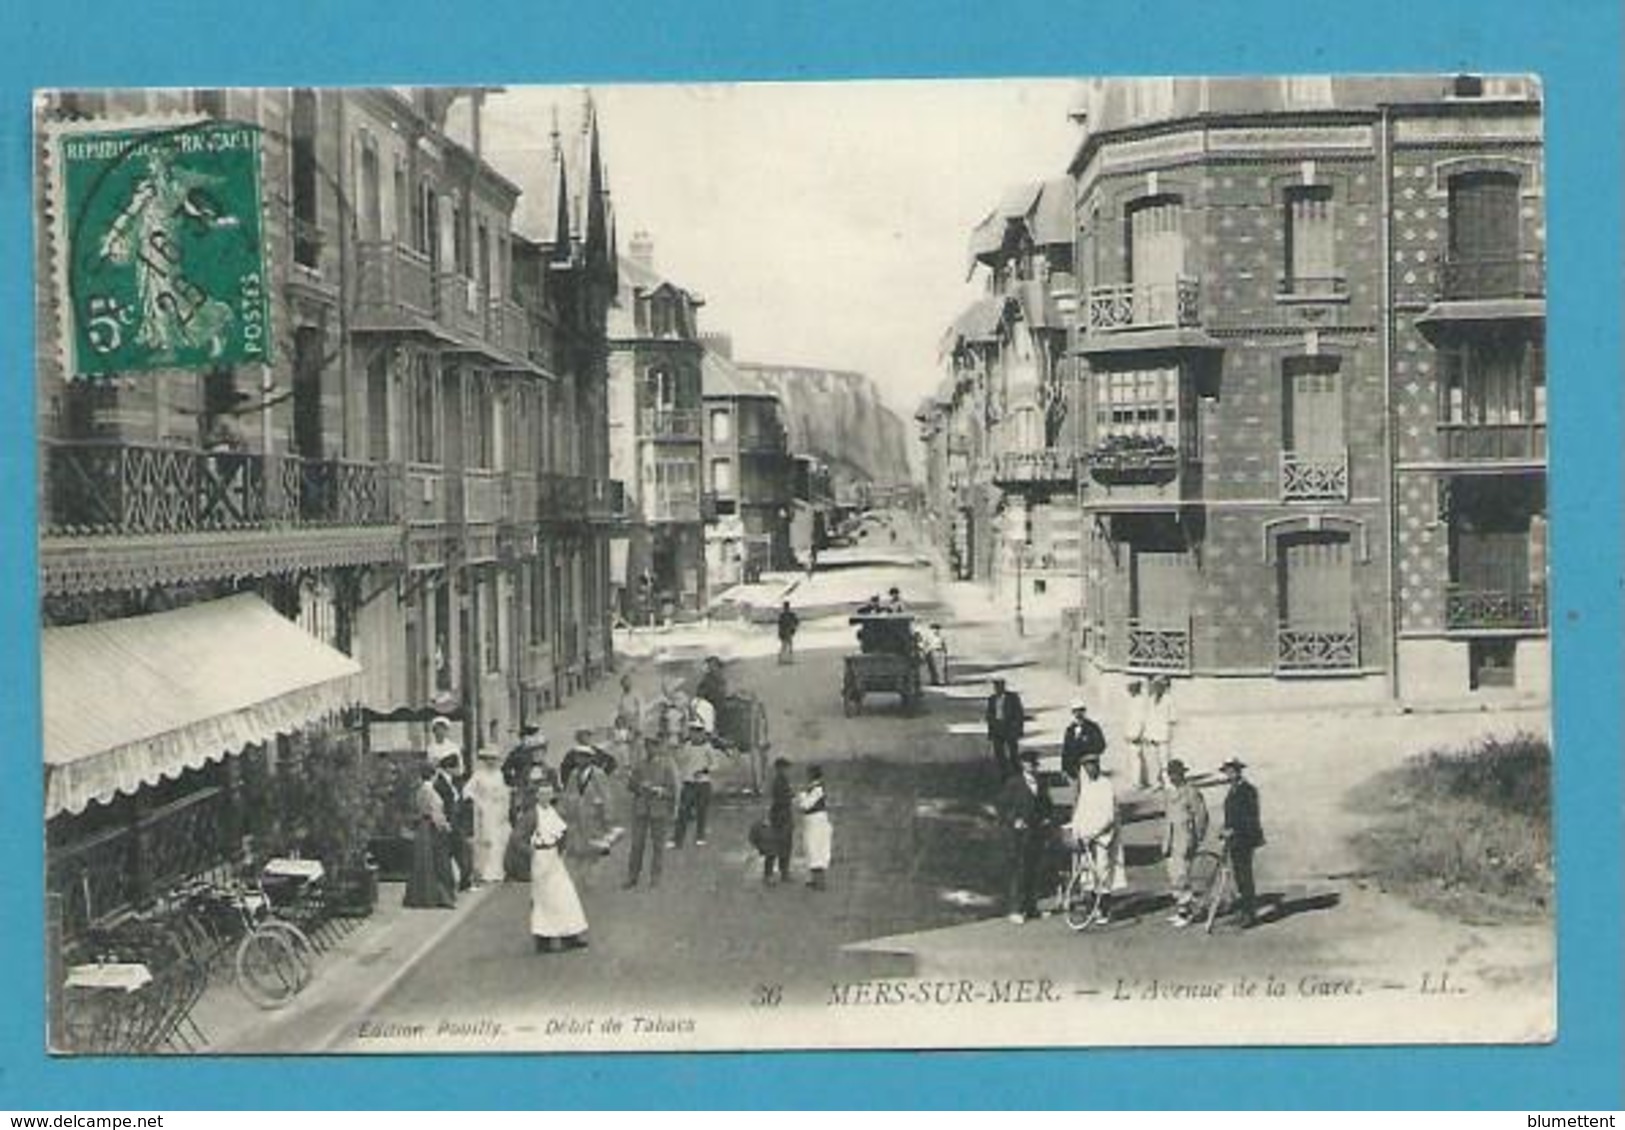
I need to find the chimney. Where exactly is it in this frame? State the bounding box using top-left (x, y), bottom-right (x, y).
top-left (629, 230), bottom-right (655, 272)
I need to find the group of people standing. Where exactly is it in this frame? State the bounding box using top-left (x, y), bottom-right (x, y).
top-left (987, 676), bottom-right (1265, 931)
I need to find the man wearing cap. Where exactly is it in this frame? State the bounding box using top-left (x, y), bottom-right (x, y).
top-left (1069, 750), bottom-right (1127, 924)
top-left (670, 722), bottom-right (716, 849)
top-left (984, 677), bottom-right (1026, 779)
top-left (1061, 702), bottom-right (1107, 782)
top-left (1162, 759), bottom-right (1210, 926)
top-left (996, 748), bottom-right (1052, 923)
top-left (1220, 758), bottom-right (1265, 928)
top-left (624, 739), bottom-right (679, 889)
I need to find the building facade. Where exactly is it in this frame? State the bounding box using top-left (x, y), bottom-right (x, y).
top-left (701, 351), bottom-right (794, 585)
top-left (1063, 75), bottom-right (1545, 707)
top-left (607, 235), bottom-right (708, 621)
top-left (38, 87), bottom-right (622, 940)
top-left (937, 177), bottom-right (1080, 628)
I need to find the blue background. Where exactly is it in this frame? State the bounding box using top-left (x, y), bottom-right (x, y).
top-left (0, 0), bottom-right (1619, 1109)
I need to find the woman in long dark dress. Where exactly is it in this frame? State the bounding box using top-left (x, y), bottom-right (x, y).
top-left (404, 765), bottom-right (456, 908)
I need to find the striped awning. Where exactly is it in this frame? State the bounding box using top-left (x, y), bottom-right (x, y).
top-left (43, 594), bottom-right (362, 818)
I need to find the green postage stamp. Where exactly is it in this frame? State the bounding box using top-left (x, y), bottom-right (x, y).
top-left (49, 118), bottom-right (271, 377)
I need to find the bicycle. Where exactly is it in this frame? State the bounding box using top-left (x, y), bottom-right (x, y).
top-left (1185, 846), bottom-right (1234, 933)
top-left (184, 878), bottom-right (316, 1010)
top-left (1060, 836), bottom-right (1112, 932)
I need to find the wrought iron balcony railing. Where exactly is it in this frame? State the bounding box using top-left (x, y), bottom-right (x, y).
top-left (1126, 618), bottom-right (1191, 673)
top-left (460, 467), bottom-right (506, 525)
top-left (639, 409), bottom-right (703, 441)
top-left (1444, 586), bottom-right (1547, 631)
top-left (1438, 251), bottom-right (1545, 301)
top-left (44, 441), bottom-right (400, 536)
top-left (1086, 277), bottom-right (1201, 332)
top-left (1438, 422), bottom-right (1546, 462)
top-left (1276, 623), bottom-right (1360, 672)
top-left (1280, 449), bottom-right (1349, 501)
top-left (992, 448), bottom-right (1081, 487)
top-left (488, 297), bottom-right (530, 357)
top-left (436, 273), bottom-right (486, 340)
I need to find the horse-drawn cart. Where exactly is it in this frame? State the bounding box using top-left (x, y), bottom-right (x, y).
top-left (842, 614), bottom-right (924, 715)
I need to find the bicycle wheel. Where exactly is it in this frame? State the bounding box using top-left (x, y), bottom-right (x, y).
top-left (234, 929), bottom-right (306, 1010)
top-left (1063, 860), bottom-right (1102, 932)
top-left (256, 920), bottom-right (316, 991)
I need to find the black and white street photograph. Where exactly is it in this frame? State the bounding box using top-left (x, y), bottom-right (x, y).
top-left (36, 75), bottom-right (1553, 1054)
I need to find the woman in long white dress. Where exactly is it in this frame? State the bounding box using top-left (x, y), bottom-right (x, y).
top-left (799, 765), bottom-right (833, 890)
top-left (529, 770), bottom-right (589, 952)
top-left (466, 744), bottom-right (511, 885)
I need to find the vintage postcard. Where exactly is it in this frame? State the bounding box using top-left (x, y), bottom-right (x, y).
top-left (36, 75), bottom-right (1552, 1055)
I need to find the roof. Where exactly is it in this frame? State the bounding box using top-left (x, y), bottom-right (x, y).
top-left (702, 348), bottom-right (776, 399)
top-left (940, 295), bottom-right (1012, 355)
top-left (609, 254), bottom-right (706, 339)
top-left (969, 178), bottom-right (1076, 269)
top-left (43, 594), bottom-right (362, 818)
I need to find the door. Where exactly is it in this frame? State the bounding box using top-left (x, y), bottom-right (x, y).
top-left (1276, 530), bottom-right (1354, 629)
top-left (1448, 172), bottom-right (1520, 297)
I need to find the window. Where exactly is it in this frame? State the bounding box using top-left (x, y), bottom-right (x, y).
top-left (1283, 356), bottom-right (1344, 454)
top-left (711, 409), bottom-right (731, 443)
top-left (1446, 171), bottom-right (1522, 298)
top-left (481, 577), bottom-right (501, 674)
top-left (655, 459), bottom-right (700, 500)
top-left (359, 144), bottom-right (382, 243)
top-left (529, 558), bottom-right (548, 644)
top-left (291, 90), bottom-right (319, 269)
top-left (412, 356), bottom-right (437, 463)
top-left (1284, 185), bottom-right (1338, 296)
top-left (712, 458), bottom-right (734, 494)
top-left (1440, 329), bottom-right (1544, 426)
top-left (452, 199), bottom-right (469, 276)
top-left (1094, 367), bottom-right (1181, 444)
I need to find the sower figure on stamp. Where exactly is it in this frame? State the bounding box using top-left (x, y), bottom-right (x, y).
top-left (996, 748), bottom-right (1051, 923)
top-left (1162, 758), bottom-right (1209, 927)
top-left (1220, 757), bottom-right (1265, 928)
top-left (624, 739), bottom-right (679, 889)
top-left (984, 677), bottom-right (1025, 779)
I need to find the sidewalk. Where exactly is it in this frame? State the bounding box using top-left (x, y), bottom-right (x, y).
top-left (200, 656), bottom-right (655, 1053)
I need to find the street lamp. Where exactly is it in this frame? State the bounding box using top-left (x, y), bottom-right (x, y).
top-left (1015, 539), bottom-right (1030, 638)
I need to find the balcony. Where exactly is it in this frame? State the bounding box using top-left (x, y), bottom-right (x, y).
top-left (1126, 619), bottom-right (1191, 674)
top-left (992, 448), bottom-right (1081, 489)
top-left (355, 240), bottom-right (435, 321)
top-left (647, 490), bottom-right (702, 524)
top-left (584, 477), bottom-right (626, 523)
top-left (1444, 586), bottom-right (1547, 632)
top-left (737, 429), bottom-right (787, 454)
top-left (1276, 623), bottom-right (1360, 672)
top-left (1086, 435), bottom-right (1182, 487)
top-left (1438, 422), bottom-right (1546, 464)
top-left (1280, 450), bottom-right (1349, 501)
top-left (460, 467), bottom-right (505, 525)
top-left (436, 273), bottom-right (486, 341)
top-left (488, 297), bottom-right (530, 358)
top-left (1086, 278), bottom-right (1202, 332)
top-left (1438, 252), bottom-right (1545, 302)
top-left (639, 409), bottom-right (703, 442)
top-left (508, 473), bottom-right (538, 527)
top-left (404, 464), bottom-right (446, 525)
top-left (43, 441), bottom-right (400, 536)
top-left (537, 472), bottom-right (588, 523)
